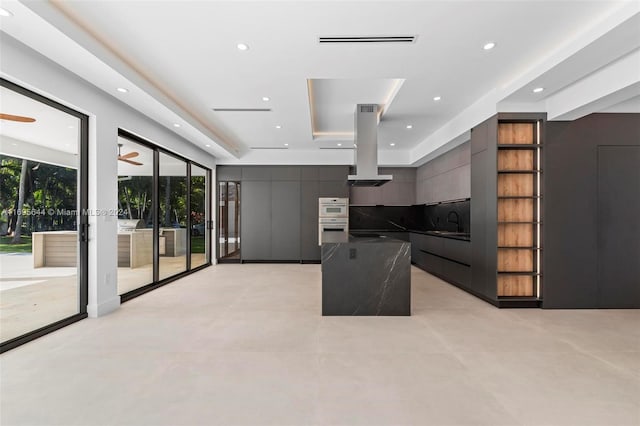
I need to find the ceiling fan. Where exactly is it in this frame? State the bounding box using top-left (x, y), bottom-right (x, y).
top-left (0, 113), bottom-right (36, 123)
top-left (117, 143), bottom-right (142, 166)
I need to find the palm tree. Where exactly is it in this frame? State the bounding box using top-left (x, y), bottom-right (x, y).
top-left (11, 159), bottom-right (28, 243)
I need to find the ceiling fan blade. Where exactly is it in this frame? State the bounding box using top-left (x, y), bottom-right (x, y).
top-left (0, 113), bottom-right (36, 123)
top-left (120, 151), bottom-right (139, 159)
top-left (118, 157), bottom-right (143, 166)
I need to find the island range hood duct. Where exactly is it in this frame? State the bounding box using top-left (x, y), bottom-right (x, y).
top-left (347, 104), bottom-right (393, 187)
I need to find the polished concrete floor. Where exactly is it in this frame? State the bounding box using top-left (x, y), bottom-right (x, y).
top-left (1, 264), bottom-right (639, 426)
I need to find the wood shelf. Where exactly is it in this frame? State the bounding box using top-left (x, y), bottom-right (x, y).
top-left (498, 122), bottom-right (534, 145)
top-left (498, 221), bottom-right (542, 224)
top-left (498, 248), bottom-right (533, 272)
top-left (497, 174), bottom-right (534, 197)
top-left (498, 196), bottom-right (541, 199)
top-left (498, 198), bottom-right (535, 222)
top-left (497, 144), bottom-right (542, 149)
top-left (498, 149), bottom-right (534, 170)
top-left (497, 246), bottom-right (541, 249)
top-left (497, 275), bottom-right (534, 297)
top-left (496, 120), bottom-right (542, 299)
top-left (497, 271), bottom-right (541, 276)
top-left (498, 223), bottom-right (534, 247)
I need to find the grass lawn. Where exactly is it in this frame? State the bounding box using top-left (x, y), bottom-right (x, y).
top-left (191, 235), bottom-right (205, 253)
top-left (0, 235), bottom-right (33, 253)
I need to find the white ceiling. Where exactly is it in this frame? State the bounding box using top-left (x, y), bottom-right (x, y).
top-left (1, 0), bottom-right (639, 166)
top-left (0, 85), bottom-right (80, 154)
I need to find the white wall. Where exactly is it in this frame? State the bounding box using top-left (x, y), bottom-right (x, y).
top-left (415, 142), bottom-right (470, 204)
top-left (1, 35), bottom-right (217, 317)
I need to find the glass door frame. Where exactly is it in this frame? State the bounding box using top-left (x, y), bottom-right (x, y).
top-left (117, 129), bottom-right (212, 303)
top-left (217, 181), bottom-right (241, 261)
top-left (0, 78), bottom-right (89, 353)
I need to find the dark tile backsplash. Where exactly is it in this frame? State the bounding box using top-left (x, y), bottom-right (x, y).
top-left (350, 206), bottom-right (421, 231)
top-left (349, 200), bottom-right (470, 233)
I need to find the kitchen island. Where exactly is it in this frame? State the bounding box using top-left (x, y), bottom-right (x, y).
top-left (321, 233), bottom-right (411, 315)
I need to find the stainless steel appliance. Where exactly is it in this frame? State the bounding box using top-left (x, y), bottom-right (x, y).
top-left (318, 197), bottom-right (348, 217)
top-left (318, 217), bottom-right (349, 244)
top-left (347, 104), bottom-right (393, 187)
top-left (318, 197), bottom-right (349, 245)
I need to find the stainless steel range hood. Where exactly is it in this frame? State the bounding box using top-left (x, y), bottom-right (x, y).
top-left (347, 104), bottom-right (393, 187)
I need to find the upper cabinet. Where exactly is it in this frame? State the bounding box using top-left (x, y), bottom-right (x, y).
top-left (349, 167), bottom-right (416, 206)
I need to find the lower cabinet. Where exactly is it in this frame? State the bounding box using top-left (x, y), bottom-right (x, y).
top-left (410, 232), bottom-right (471, 289)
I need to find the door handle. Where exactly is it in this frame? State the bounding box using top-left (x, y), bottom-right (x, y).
top-left (79, 223), bottom-right (89, 243)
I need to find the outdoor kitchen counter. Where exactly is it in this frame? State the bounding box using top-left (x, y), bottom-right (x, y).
top-left (321, 233), bottom-right (411, 316)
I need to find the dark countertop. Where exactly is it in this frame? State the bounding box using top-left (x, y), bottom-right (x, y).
top-left (321, 232), bottom-right (407, 244)
top-left (350, 229), bottom-right (471, 242)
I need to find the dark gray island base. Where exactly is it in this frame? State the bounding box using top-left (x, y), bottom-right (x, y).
top-left (321, 234), bottom-right (411, 316)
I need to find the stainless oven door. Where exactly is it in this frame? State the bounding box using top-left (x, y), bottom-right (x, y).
top-left (318, 218), bottom-right (348, 245)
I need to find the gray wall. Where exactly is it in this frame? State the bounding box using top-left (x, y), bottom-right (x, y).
top-left (544, 113), bottom-right (640, 308)
top-left (416, 142), bottom-right (470, 204)
top-left (349, 167), bottom-right (416, 205)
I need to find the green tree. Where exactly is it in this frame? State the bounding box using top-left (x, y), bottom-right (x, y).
top-left (11, 159), bottom-right (28, 243)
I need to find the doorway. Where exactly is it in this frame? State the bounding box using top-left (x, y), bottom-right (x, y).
top-left (218, 181), bottom-right (240, 261)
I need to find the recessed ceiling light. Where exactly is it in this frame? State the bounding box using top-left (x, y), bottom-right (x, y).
top-left (483, 42), bottom-right (496, 50)
top-left (0, 8), bottom-right (13, 17)
top-left (205, 144), bottom-right (211, 147)
top-left (237, 43), bottom-right (249, 51)
top-left (337, 143), bottom-right (342, 147)
top-left (284, 143), bottom-right (289, 146)
top-left (433, 96), bottom-right (441, 101)
top-left (406, 125), bottom-right (413, 129)
top-left (533, 87), bottom-right (544, 93)
top-left (11, 143), bottom-right (17, 146)
top-left (275, 125), bottom-right (282, 129)
top-left (67, 125), bottom-right (74, 129)
top-left (390, 143), bottom-right (396, 147)
top-left (116, 87), bottom-right (128, 93)
top-left (262, 97), bottom-right (270, 102)
top-left (173, 123), bottom-right (181, 128)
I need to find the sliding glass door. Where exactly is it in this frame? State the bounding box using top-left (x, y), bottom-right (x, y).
top-left (158, 152), bottom-right (187, 281)
top-left (190, 165), bottom-right (208, 268)
top-left (116, 138), bottom-right (154, 295)
top-left (0, 79), bottom-right (88, 351)
top-left (116, 130), bottom-right (211, 301)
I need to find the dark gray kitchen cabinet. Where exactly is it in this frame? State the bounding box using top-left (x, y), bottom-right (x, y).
top-left (271, 181), bottom-right (301, 260)
top-left (596, 145), bottom-right (640, 308)
top-left (409, 231), bottom-right (471, 291)
top-left (318, 180), bottom-right (348, 198)
top-left (300, 181), bottom-right (320, 260)
top-left (318, 166), bottom-right (348, 181)
top-left (241, 166), bottom-right (272, 181)
top-left (241, 180), bottom-right (271, 260)
top-left (219, 165), bottom-right (349, 262)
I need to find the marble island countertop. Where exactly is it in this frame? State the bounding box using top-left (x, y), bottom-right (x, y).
top-left (321, 231), bottom-right (411, 316)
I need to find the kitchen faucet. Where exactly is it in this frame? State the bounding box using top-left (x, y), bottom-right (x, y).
top-left (447, 211), bottom-right (462, 232)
